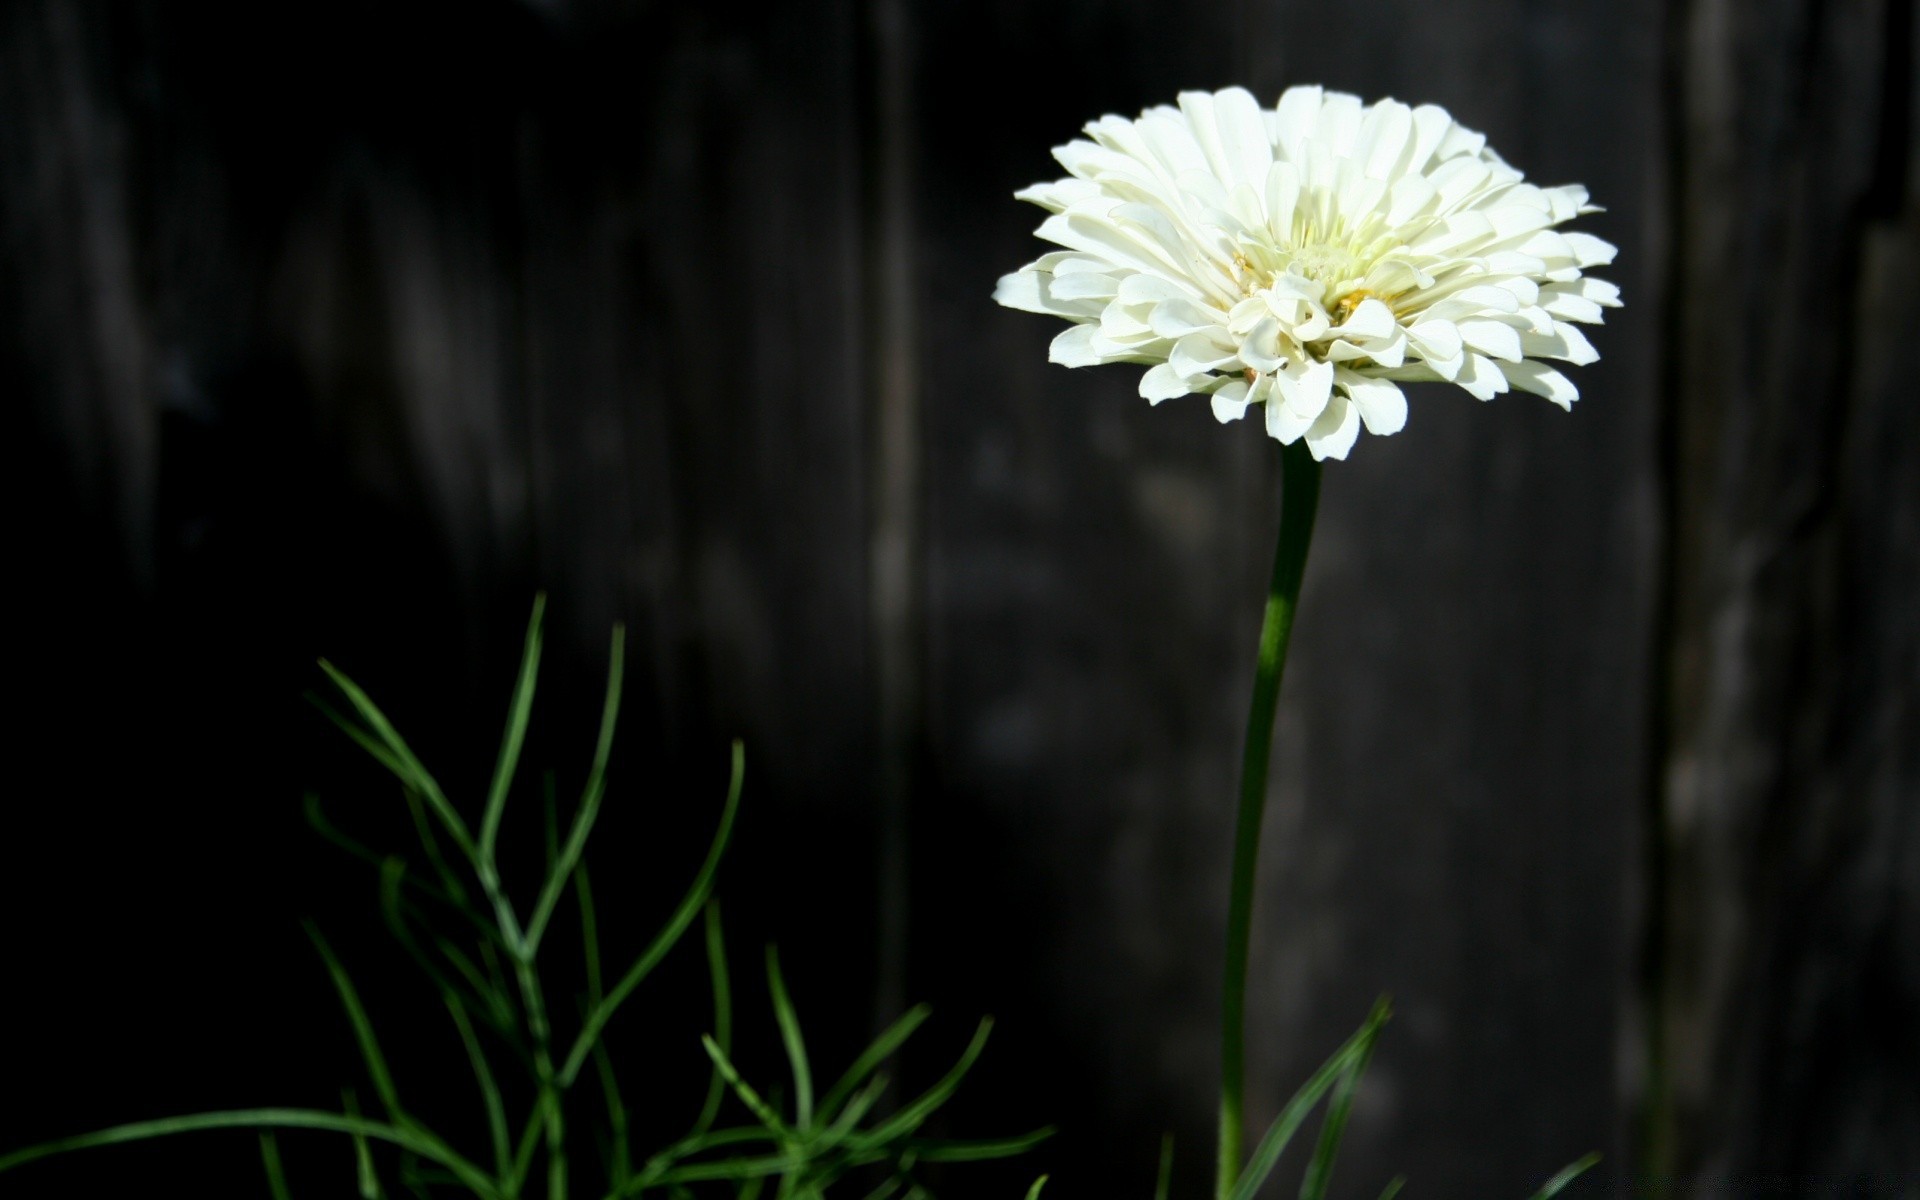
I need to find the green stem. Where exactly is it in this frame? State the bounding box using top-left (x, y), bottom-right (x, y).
top-left (1216, 438), bottom-right (1322, 1199)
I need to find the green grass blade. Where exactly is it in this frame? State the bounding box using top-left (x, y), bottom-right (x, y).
top-left (260, 1133), bottom-right (294, 1200)
top-left (817, 1004), bottom-right (930, 1121)
top-left (1300, 996), bottom-right (1389, 1200)
top-left (700, 1035), bottom-right (793, 1139)
top-left (848, 1018), bottom-right (993, 1150)
top-left (342, 1090), bottom-right (383, 1199)
top-left (509, 1108), bottom-right (542, 1193)
top-left (0, 1109), bottom-right (500, 1197)
top-left (377, 859), bottom-right (495, 1028)
top-left (692, 901), bottom-right (734, 1138)
top-left (526, 624), bottom-right (626, 952)
top-left (592, 1040), bottom-right (633, 1187)
top-left (1229, 1002), bottom-right (1390, 1200)
top-left (818, 1073), bottom-right (891, 1146)
top-left (651, 1151), bottom-right (800, 1186)
top-left (1528, 1152), bottom-right (1600, 1200)
top-left (765, 946), bottom-right (814, 1129)
top-left (574, 864), bottom-right (634, 1185)
top-left (1155, 1133), bottom-right (1174, 1200)
top-left (1024, 1177), bottom-right (1049, 1200)
top-left (309, 692), bottom-right (412, 782)
top-left (906, 1128), bottom-right (1054, 1162)
top-left (304, 793), bottom-right (384, 871)
top-left (317, 660), bottom-right (474, 861)
top-left (306, 924), bottom-right (406, 1122)
top-left (480, 594), bottom-right (545, 866)
top-left (402, 789), bottom-right (472, 909)
top-left (445, 992), bottom-right (512, 1181)
top-left (577, 862), bottom-right (608, 1002)
top-left (561, 740), bottom-right (744, 1087)
top-left (1377, 1177), bottom-right (1406, 1200)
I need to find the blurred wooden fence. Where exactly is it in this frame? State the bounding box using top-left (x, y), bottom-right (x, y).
top-left (2, 0), bottom-right (1915, 1195)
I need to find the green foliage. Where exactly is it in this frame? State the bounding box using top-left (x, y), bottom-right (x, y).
top-left (1200, 997), bottom-right (1597, 1200)
top-left (0, 593), bottom-right (1599, 1200)
top-left (0, 597), bottom-right (1046, 1199)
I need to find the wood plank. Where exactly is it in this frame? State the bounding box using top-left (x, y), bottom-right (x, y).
top-left (1650, 0), bottom-right (1920, 1181)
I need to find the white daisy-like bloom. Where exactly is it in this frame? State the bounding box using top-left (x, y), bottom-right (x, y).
top-left (993, 85), bottom-right (1621, 461)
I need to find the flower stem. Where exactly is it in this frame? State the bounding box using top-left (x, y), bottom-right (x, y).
top-left (1217, 438), bottom-right (1322, 1199)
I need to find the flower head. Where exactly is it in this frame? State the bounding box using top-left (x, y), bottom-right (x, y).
top-left (994, 86), bottom-right (1620, 461)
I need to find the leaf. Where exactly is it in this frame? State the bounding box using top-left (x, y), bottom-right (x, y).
top-left (1300, 995), bottom-right (1389, 1200)
top-left (1229, 1001), bottom-right (1390, 1200)
top-left (526, 623), bottom-right (627, 951)
top-left (848, 1018), bottom-right (994, 1150)
top-left (341, 1090), bottom-right (383, 1200)
top-left (0, 1109), bottom-right (500, 1198)
top-left (1025, 1176), bottom-right (1050, 1200)
top-left (765, 946), bottom-right (815, 1129)
top-left (306, 925), bottom-right (405, 1124)
top-left (817, 1004), bottom-right (931, 1121)
top-left (1155, 1133), bottom-right (1174, 1200)
top-left (259, 1133), bottom-right (293, 1200)
top-left (908, 1127), bottom-right (1055, 1162)
top-left (691, 900), bottom-right (734, 1138)
top-left (317, 660), bottom-right (473, 862)
top-left (576, 865), bottom-right (633, 1185)
top-left (444, 992), bottom-right (511, 1181)
top-left (1528, 1152), bottom-right (1600, 1200)
top-left (561, 740), bottom-right (745, 1087)
top-left (479, 594), bottom-right (545, 865)
top-left (700, 1036), bottom-right (793, 1139)
top-left (818, 1074), bottom-right (890, 1145)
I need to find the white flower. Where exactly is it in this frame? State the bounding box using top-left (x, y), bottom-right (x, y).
top-left (993, 86), bottom-right (1621, 461)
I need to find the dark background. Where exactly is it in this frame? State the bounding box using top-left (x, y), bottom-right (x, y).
top-left (3, 0), bottom-right (1916, 1196)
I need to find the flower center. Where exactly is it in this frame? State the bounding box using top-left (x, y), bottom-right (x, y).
top-left (1328, 288), bottom-right (1384, 326)
top-left (1286, 241), bottom-right (1363, 285)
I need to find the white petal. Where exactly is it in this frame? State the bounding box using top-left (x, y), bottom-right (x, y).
top-left (994, 270), bottom-right (1098, 318)
top-left (1273, 357), bottom-right (1335, 420)
top-left (1212, 87), bottom-right (1274, 196)
top-left (1386, 174), bottom-right (1438, 226)
top-left (1521, 320), bottom-right (1599, 365)
top-left (1457, 318), bottom-right (1525, 362)
top-left (1048, 323), bottom-right (1104, 367)
top-left (1359, 99), bottom-right (1414, 180)
top-left (1239, 316), bottom-right (1286, 373)
top-left (1302, 393), bottom-right (1361, 460)
top-left (1273, 85), bottom-right (1324, 160)
top-left (1454, 351), bottom-right (1510, 400)
top-left (1117, 272), bottom-right (1199, 305)
top-left (1501, 360), bottom-right (1580, 410)
top-left (1170, 330), bottom-right (1238, 376)
top-left (1328, 297), bottom-right (1397, 341)
top-left (1577, 276), bottom-right (1623, 306)
top-left (1048, 271), bottom-right (1120, 301)
top-left (1406, 319), bottom-right (1464, 363)
top-left (1139, 362), bottom-right (1193, 403)
top-left (1014, 178), bottom-right (1101, 212)
top-left (1211, 379), bottom-right (1252, 423)
top-left (1265, 160), bottom-right (1300, 236)
top-left (1338, 369), bottom-right (1408, 435)
top-left (1149, 297), bottom-right (1226, 338)
top-left (1315, 91), bottom-right (1365, 157)
top-left (1562, 232), bottom-right (1617, 267)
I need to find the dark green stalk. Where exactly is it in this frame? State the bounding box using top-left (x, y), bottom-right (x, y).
top-left (1217, 438), bottom-right (1322, 1199)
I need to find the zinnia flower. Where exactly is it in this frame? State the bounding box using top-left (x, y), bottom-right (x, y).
top-left (993, 86), bottom-right (1620, 460)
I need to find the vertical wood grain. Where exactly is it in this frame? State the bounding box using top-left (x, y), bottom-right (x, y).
top-left (1650, 0), bottom-right (1920, 1182)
